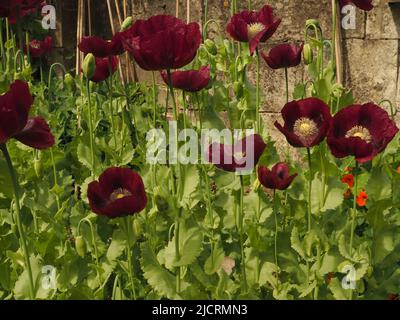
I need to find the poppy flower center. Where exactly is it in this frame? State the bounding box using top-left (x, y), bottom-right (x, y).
top-left (30, 42), bottom-right (40, 49)
top-left (110, 188), bottom-right (132, 202)
top-left (293, 117), bottom-right (318, 143)
top-left (247, 22), bottom-right (265, 40)
top-left (345, 125), bottom-right (372, 143)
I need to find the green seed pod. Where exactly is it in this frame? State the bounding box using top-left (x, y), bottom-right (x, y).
top-left (121, 16), bottom-right (133, 31)
top-left (132, 218), bottom-right (142, 239)
top-left (64, 73), bottom-right (76, 92)
top-left (303, 43), bottom-right (313, 65)
top-left (204, 39), bottom-right (217, 55)
top-left (33, 158), bottom-right (42, 177)
top-left (75, 236), bottom-right (87, 258)
top-left (83, 53), bottom-right (96, 79)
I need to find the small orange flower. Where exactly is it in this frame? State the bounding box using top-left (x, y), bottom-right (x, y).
top-left (345, 166), bottom-right (353, 172)
top-left (343, 188), bottom-right (353, 199)
top-left (356, 189), bottom-right (368, 207)
top-left (396, 166), bottom-right (400, 174)
top-left (341, 174), bottom-right (354, 188)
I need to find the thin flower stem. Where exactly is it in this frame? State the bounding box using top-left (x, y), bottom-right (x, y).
top-left (50, 148), bottom-right (61, 210)
top-left (349, 162), bottom-right (358, 256)
top-left (151, 71), bottom-right (157, 128)
top-left (285, 67), bottom-right (289, 104)
top-left (1, 144), bottom-right (35, 299)
top-left (77, 218), bottom-right (99, 267)
top-left (348, 161), bottom-right (358, 300)
top-left (107, 61), bottom-right (118, 150)
top-left (166, 69), bottom-right (183, 295)
top-left (239, 175), bottom-right (248, 292)
top-left (307, 148), bottom-right (313, 232)
top-left (85, 78), bottom-right (95, 175)
top-left (256, 48), bottom-right (261, 133)
top-left (122, 217), bottom-right (137, 300)
top-left (273, 189), bottom-right (279, 267)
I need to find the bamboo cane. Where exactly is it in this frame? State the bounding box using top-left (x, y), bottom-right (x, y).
top-left (334, 0), bottom-right (343, 84)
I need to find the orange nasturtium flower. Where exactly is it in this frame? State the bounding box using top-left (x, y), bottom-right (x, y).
top-left (356, 190), bottom-right (368, 207)
top-left (341, 174), bottom-right (355, 188)
top-left (396, 165), bottom-right (400, 174)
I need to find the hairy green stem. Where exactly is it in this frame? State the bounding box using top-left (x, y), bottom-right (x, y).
top-left (239, 175), bottom-right (248, 292)
top-left (122, 217), bottom-right (137, 300)
top-left (1, 144), bottom-right (35, 299)
top-left (85, 78), bottom-right (95, 175)
top-left (273, 190), bottom-right (279, 267)
top-left (307, 148), bottom-right (313, 232)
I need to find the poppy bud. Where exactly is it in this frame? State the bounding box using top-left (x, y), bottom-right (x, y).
top-left (204, 39), bottom-right (217, 55)
top-left (83, 53), bottom-right (96, 79)
top-left (121, 16), bottom-right (133, 31)
top-left (75, 236), bottom-right (87, 258)
top-left (34, 158), bottom-right (42, 177)
top-left (64, 73), bottom-right (76, 92)
top-left (303, 43), bottom-right (313, 65)
top-left (132, 219), bottom-right (142, 239)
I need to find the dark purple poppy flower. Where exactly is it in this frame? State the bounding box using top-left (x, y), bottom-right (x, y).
top-left (0, 0), bottom-right (45, 24)
top-left (121, 15), bottom-right (202, 71)
top-left (78, 32), bottom-right (125, 58)
top-left (258, 162), bottom-right (297, 190)
top-left (87, 167), bottom-right (147, 218)
top-left (261, 43), bottom-right (303, 69)
top-left (160, 66), bottom-right (210, 92)
top-left (339, 0), bottom-right (373, 11)
top-left (327, 103), bottom-right (399, 163)
top-left (0, 80), bottom-right (54, 149)
top-left (275, 98), bottom-right (332, 148)
top-left (89, 56), bottom-right (119, 83)
top-left (226, 5), bottom-right (281, 55)
top-left (24, 36), bottom-right (52, 58)
top-left (207, 134), bottom-right (266, 172)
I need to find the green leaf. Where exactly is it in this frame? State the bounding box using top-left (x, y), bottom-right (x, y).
top-left (140, 242), bottom-right (180, 299)
top-left (259, 262), bottom-right (279, 289)
top-left (290, 227), bottom-right (306, 259)
top-left (329, 278), bottom-right (348, 300)
top-left (366, 166), bottom-right (391, 201)
top-left (204, 244), bottom-right (225, 275)
top-left (160, 220), bottom-right (203, 269)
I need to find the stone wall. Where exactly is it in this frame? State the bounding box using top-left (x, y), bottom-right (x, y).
top-left (54, 0), bottom-right (400, 145)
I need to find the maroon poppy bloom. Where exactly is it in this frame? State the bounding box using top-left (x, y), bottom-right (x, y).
top-left (24, 36), bottom-right (52, 58)
top-left (275, 98), bottom-right (332, 148)
top-left (0, 80), bottom-right (54, 149)
top-left (339, 0), bottom-right (373, 11)
top-left (207, 134), bottom-right (266, 172)
top-left (261, 43), bottom-right (304, 69)
top-left (0, 0), bottom-right (45, 24)
top-left (78, 32), bottom-right (125, 58)
top-left (87, 167), bottom-right (147, 218)
top-left (89, 56), bottom-right (119, 83)
top-left (327, 103), bottom-right (399, 163)
top-left (226, 5), bottom-right (281, 55)
top-left (258, 162), bottom-right (297, 190)
top-left (121, 15), bottom-right (201, 71)
top-left (160, 66), bottom-right (210, 92)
